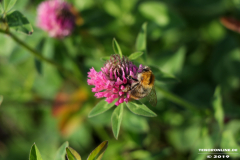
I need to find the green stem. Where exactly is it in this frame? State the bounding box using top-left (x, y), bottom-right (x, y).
top-left (156, 86), bottom-right (200, 114)
top-left (0, 29), bottom-right (82, 82)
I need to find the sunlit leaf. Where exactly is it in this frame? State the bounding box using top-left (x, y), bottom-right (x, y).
top-left (103, 0), bottom-right (121, 18)
top-left (130, 150), bottom-right (151, 159)
top-left (136, 22), bottom-right (147, 52)
top-left (139, 2), bottom-right (169, 26)
top-left (160, 46), bottom-right (186, 75)
top-left (87, 141), bottom-right (108, 160)
top-left (7, 10), bottom-right (33, 35)
top-left (54, 141), bottom-right (69, 160)
top-left (128, 52), bottom-right (143, 60)
top-left (191, 127), bottom-right (214, 159)
top-left (3, 0), bottom-right (17, 13)
top-left (111, 103), bottom-right (124, 139)
top-left (121, 0), bottom-right (137, 12)
top-left (112, 38), bottom-right (122, 58)
top-left (212, 86), bottom-right (224, 130)
top-left (66, 147), bottom-right (81, 160)
top-left (0, 3), bottom-right (4, 14)
top-left (88, 99), bottom-right (116, 118)
top-left (125, 101), bottom-right (157, 117)
top-left (29, 143), bottom-right (43, 160)
top-left (0, 96), bottom-right (3, 106)
top-left (149, 65), bottom-right (179, 83)
top-left (221, 121), bottom-right (240, 158)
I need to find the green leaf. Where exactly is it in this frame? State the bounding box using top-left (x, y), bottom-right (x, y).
top-left (34, 58), bottom-right (42, 75)
top-left (66, 147), bottom-right (81, 160)
top-left (139, 2), bottom-right (169, 26)
top-left (3, 0), bottom-right (17, 13)
top-left (167, 124), bottom-right (201, 152)
top-left (130, 150), bottom-right (151, 160)
top-left (29, 143), bottom-right (43, 160)
top-left (121, 0), bottom-right (137, 12)
top-left (122, 109), bottom-right (149, 133)
top-left (87, 141), bottom-right (108, 160)
top-left (100, 56), bottom-right (110, 61)
top-left (104, 1), bottom-right (122, 17)
top-left (0, 3), bottom-right (4, 14)
top-left (149, 65), bottom-right (179, 83)
top-left (88, 99), bottom-right (116, 118)
top-left (34, 38), bottom-right (45, 75)
top-left (112, 38), bottom-right (122, 58)
top-left (212, 86), bottom-right (224, 130)
top-left (0, 95), bottom-right (3, 106)
top-left (221, 124), bottom-right (240, 158)
top-left (111, 104), bottom-right (124, 139)
top-left (191, 128), bottom-right (214, 160)
top-left (7, 10), bottom-right (33, 35)
top-left (8, 47), bottom-right (30, 64)
top-left (54, 141), bottom-right (69, 160)
top-left (126, 101), bottom-right (157, 117)
top-left (128, 52), bottom-right (143, 60)
top-left (136, 22), bottom-right (147, 52)
top-left (160, 46), bottom-right (186, 75)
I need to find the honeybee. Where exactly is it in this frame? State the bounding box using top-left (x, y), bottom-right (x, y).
top-left (128, 66), bottom-right (157, 107)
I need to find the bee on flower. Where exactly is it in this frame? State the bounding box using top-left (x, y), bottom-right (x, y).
top-left (87, 54), bottom-right (157, 106)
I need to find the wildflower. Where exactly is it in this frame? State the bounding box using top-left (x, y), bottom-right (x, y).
top-left (87, 54), bottom-right (144, 106)
top-left (37, 0), bottom-right (76, 38)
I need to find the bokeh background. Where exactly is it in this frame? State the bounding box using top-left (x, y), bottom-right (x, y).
top-left (1, 0), bottom-right (240, 159)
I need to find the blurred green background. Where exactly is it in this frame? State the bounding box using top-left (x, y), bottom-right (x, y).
top-left (1, 0), bottom-right (240, 159)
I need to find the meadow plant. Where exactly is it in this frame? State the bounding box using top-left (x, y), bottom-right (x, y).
top-left (29, 141), bottom-right (108, 160)
top-left (0, 0), bottom-right (236, 159)
top-left (37, 0), bottom-right (76, 38)
top-left (87, 54), bottom-right (145, 106)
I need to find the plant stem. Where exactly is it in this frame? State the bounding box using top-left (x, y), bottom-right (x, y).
top-left (156, 86), bottom-right (200, 114)
top-left (0, 29), bottom-right (82, 82)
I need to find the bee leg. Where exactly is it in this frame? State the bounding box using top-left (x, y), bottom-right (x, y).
top-left (122, 85), bottom-right (131, 92)
top-left (127, 75), bottom-right (132, 79)
top-left (127, 75), bottom-right (138, 81)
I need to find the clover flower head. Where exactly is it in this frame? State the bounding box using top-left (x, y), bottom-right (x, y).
top-left (37, 0), bottom-right (76, 38)
top-left (87, 54), bottom-right (144, 106)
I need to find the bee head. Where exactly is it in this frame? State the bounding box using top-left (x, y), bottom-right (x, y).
top-left (142, 66), bottom-right (151, 72)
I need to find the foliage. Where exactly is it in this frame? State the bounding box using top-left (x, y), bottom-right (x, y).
top-left (1, 0), bottom-right (240, 160)
top-left (28, 141), bottom-right (108, 160)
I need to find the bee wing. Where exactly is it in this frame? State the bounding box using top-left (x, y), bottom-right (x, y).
top-left (147, 87), bottom-right (157, 107)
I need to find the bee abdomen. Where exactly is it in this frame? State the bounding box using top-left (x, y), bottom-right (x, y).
top-left (130, 86), bottom-right (150, 100)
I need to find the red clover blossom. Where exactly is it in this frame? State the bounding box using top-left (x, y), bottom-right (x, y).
top-left (87, 55), bottom-right (144, 106)
top-left (37, 0), bottom-right (76, 38)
